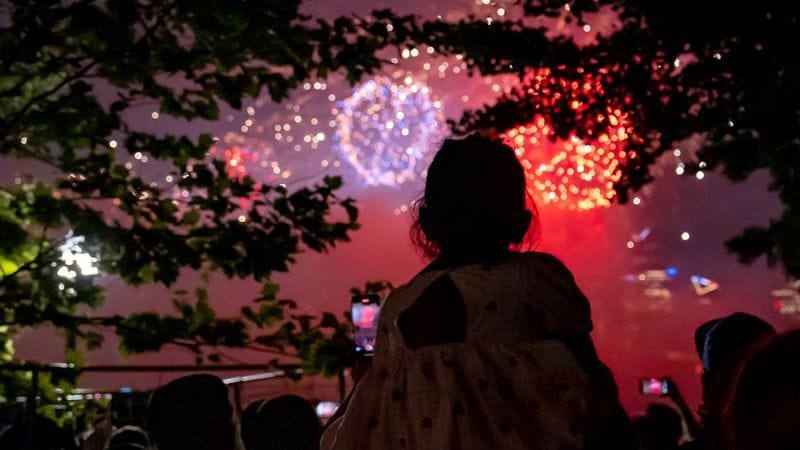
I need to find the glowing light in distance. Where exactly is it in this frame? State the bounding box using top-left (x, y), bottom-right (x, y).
top-left (57, 233), bottom-right (99, 279)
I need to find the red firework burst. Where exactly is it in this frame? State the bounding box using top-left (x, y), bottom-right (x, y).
top-left (209, 146), bottom-right (259, 181)
top-left (501, 69), bottom-right (636, 211)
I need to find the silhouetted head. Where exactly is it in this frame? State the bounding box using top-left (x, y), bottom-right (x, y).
top-left (695, 312), bottom-right (776, 380)
top-left (108, 425), bottom-right (150, 450)
top-left (693, 312), bottom-right (775, 447)
top-left (633, 403), bottom-right (682, 450)
top-left (240, 399), bottom-right (263, 450)
top-left (724, 329), bottom-right (800, 450)
top-left (245, 395), bottom-right (320, 450)
top-left (0, 415), bottom-right (76, 450)
top-left (146, 374), bottom-right (234, 450)
top-left (412, 135), bottom-right (537, 260)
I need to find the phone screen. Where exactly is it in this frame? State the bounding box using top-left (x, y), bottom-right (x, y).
top-left (640, 378), bottom-right (669, 396)
top-left (351, 294), bottom-right (381, 355)
top-left (315, 401), bottom-right (339, 419)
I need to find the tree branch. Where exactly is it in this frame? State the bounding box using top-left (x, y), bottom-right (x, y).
top-left (0, 61), bottom-right (100, 141)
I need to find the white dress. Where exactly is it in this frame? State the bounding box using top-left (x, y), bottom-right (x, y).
top-left (322, 252), bottom-right (614, 450)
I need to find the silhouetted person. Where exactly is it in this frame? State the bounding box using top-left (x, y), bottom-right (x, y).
top-left (634, 403), bottom-right (682, 450)
top-left (107, 425), bottom-right (151, 450)
top-left (681, 312), bottom-right (775, 450)
top-left (82, 414), bottom-right (112, 450)
top-left (240, 399), bottom-right (263, 450)
top-left (242, 395), bottom-right (320, 450)
top-left (321, 135), bottom-right (634, 449)
top-left (146, 374), bottom-right (235, 450)
top-left (723, 328), bottom-right (800, 450)
top-left (0, 415), bottom-right (76, 450)
top-left (651, 377), bottom-right (699, 446)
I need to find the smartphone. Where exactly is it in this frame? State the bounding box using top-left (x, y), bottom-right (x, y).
top-left (315, 401), bottom-right (339, 419)
top-left (640, 378), bottom-right (670, 396)
top-left (351, 294), bottom-right (381, 356)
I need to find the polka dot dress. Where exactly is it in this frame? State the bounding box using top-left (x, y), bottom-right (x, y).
top-left (322, 253), bottom-right (610, 450)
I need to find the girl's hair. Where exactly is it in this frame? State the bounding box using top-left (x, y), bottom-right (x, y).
top-left (410, 135), bottom-right (540, 259)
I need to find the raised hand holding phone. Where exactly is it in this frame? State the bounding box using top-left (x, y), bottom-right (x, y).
top-left (351, 294), bottom-right (381, 356)
top-left (638, 377), bottom-right (700, 440)
top-left (325, 294), bottom-right (381, 428)
top-left (640, 377), bottom-right (670, 396)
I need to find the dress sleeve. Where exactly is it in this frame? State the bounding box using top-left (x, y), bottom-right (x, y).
top-left (526, 252), bottom-right (593, 337)
top-left (528, 252), bottom-right (636, 450)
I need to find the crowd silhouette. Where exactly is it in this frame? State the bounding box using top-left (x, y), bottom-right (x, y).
top-left (1, 137), bottom-right (797, 450)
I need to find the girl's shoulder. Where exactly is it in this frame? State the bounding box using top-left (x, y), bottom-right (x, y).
top-left (388, 252), bottom-right (579, 303)
top-left (511, 251), bottom-right (576, 279)
top-left (400, 252), bottom-right (576, 286)
top-left (380, 270), bottom-right (444, 313)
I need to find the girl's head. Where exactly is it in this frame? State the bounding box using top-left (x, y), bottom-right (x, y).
top-left (411, 135), bottom-right (539, 259)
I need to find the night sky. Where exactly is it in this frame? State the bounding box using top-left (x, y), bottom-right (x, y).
top-left (8, 0), bottom-right (795, 415)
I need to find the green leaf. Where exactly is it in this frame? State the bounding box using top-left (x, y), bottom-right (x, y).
top-left (318, 312), bottom-right (340, 328)
top-left (324, 175), bottom-right (343, 190)
top-left (257, 303), bottom-right (284, 326)
top-left (259, 282), bottom-right (280, 301)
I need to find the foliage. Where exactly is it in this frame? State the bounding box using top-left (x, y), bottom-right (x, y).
top-left (0, 0), bottom-right (415, 376)
top-left (0, 326), bottom-right (25, 399)
top-left (0, 325), bottom-right (93, 430)
top-left (404, 0), bottom-right (800, 277)
top-left (116, 279), bottom-right (395, 376)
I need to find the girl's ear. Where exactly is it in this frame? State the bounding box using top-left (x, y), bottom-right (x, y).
top-left (512, 210), bottom-right (533, 243)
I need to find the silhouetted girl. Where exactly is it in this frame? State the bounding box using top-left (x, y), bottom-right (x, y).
top-left (322, 136), bottom-right (633, 450)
